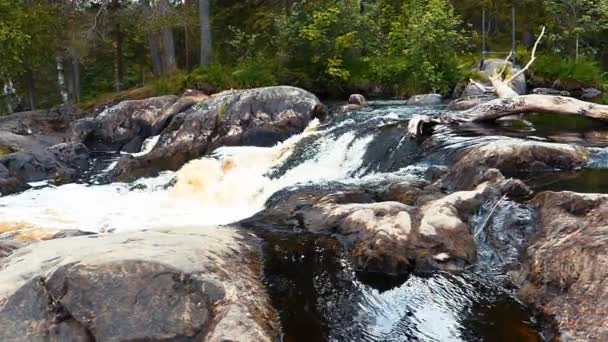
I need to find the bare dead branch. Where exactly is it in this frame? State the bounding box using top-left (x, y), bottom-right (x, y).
top-left (505, 26), bottom-right (546, 84)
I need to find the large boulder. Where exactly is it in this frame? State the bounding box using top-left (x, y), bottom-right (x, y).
top-left (517, 191), bottom-right (608, 341)
top-left (0, 226), bottom-right (280, 341)
top-left (242, 172), bottom-right (524, 274)
top-left (0, 106), bottom-right (91, 196)
top-left (112, 86), bottom-right (324, 181)
top-left (74, 95), bottom-right (179, 152)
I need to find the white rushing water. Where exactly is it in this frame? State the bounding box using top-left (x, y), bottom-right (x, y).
top-left (0, 119), bottom-right (376, 233)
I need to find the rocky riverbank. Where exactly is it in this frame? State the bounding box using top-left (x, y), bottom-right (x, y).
top-left (0, 86), bottom-right (606, 341)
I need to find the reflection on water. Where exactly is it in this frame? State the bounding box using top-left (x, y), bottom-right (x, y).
top-left (531, 169), bottom-right (608, 194)
top-left (262, 233), bottom-right (541, 342)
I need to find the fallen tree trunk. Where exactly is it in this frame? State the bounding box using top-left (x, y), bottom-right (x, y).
top-left (453, 94), bottom-right (608, 122)
top-left (408, 26), bottom-right (608, 138)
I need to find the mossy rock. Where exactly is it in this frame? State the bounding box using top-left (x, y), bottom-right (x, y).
top-left (0, 145), bottom-right (15, 156)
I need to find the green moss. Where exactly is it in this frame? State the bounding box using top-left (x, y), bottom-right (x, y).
top-left (0, 145), bottom-right (15, 156)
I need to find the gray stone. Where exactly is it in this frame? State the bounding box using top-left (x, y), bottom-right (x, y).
top-left (0, 226), bottom-right (280, 342)
top-left (406, 93), bottom-right (443, 106)
top-left (112, 86), bottom-right (324, 181)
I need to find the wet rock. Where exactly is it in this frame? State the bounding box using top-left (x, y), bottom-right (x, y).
top-left (243, 178), bottom-right (510, 274)
top-left (532, 88), bottom-right (571, 97)
top-left (0, 226), bottom-right (280, 341)
top-left (112, 86), bottom-right (324, 181)
top-left (0, 163), bottom-right (29, 196)
top-left (0, 142), bottom-right (89, 185)
top-left (443, 139), bottom-right (589, 190)
top-left (406, 93), bottom-right (443, 106)
top-left (517, 191), bottom-right (608, 341)
top-left (75, 95), bottom-right (179, 151)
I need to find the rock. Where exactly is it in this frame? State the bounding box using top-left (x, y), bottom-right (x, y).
top-left (581, 87), bottom-right (601, 99)
top-left (0, 105), bottom-right (84, 138)
top-left (443, 139), bottom-right (589, 190)
top-left (406, 93), bottom-right (443, 106)
top-left (0, 226), bottom-right (280, 341)
top-left (0, 142), bottom-right (89, 185)
top-left (112, 86), bottom-right (325, 181)
top-left (75, 95), bottom-right (179, 151)
top-left (243, 177), bottom-right (510, 274)
top-left (532, 88), bottom-right (571, 97)
top-left (348, 94), bottom-right (368, 107)
top-left (517, 191), bottom-right (608, 341)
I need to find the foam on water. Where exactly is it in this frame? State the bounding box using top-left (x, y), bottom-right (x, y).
top-left (0, 119), bottom-right (377, 232)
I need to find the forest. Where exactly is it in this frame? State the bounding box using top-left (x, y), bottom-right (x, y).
top-left (1, 0), bottom-right (608, 113)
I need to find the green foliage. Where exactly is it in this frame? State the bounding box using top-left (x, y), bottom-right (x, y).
top-left (3, 0), bottom-right (608, 113)
top-left (151, 59), bottom-right (279, 95)
top-left (531, 56), bottom-right (604, 88)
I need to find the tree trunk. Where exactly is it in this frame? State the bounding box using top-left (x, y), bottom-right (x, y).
top-left (72, 59), bottom-right (81, 102)
top-left (199, 0), bottom-right (212, 66)
top-left (114, 26), bottom-right (124, 92)
top-left (56, 55), bottom-right (69, 104)
top-left (184, 25), bottom-right (190, 71)
top-left (159, 0), bottom-right (177, 75)
top-left (455, 95), bottom-right (608, 122)
top-left (3, 81), bottom-right (14, 114)
top-left (140, 0), bottom-right (163, 77)
top-left (406, 27), bottom-right (608, 139)
top-left (24, 69), bottom-right (35, 110)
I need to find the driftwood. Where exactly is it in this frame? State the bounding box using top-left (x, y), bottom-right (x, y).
top-left (408, 26), bottom-right (608, 138)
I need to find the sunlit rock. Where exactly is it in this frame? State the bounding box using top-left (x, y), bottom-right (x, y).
top-left (112, 86), bottom-right (324, 181)
top-left (516, 191), bottom-right (608, 341)
top-left (0, 226), bottom-right (279, 341)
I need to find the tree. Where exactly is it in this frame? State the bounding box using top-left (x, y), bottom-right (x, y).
top-left (389, 0), bottom-right (469, 93)
top-left (158, 0), bottom-right (177, 75)
top-left (199, 0), bottom-right (212, 66)
top-left (140, 0), bottom-right (163, 77)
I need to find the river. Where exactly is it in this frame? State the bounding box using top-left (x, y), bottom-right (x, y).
top-left (2, 100), bottom-right (608, 341)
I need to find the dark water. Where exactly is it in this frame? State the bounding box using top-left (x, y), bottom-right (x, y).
top-left (531, 169), bottom-right (608, 193)
top-left (262, 233), bottom-right (541, 342)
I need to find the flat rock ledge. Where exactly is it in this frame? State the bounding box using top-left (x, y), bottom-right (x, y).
top-left (0, 226), bottom-right (280, 342)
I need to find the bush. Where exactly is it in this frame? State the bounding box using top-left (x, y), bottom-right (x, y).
top-left (530, 55), bottom-right (603, 88)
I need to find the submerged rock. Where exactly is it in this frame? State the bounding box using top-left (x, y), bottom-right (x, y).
top-left (517, 191), bottom-right (608, 341)
top-left (0, 226), bottom-right (280, 341)
top-left (112, 86), bottom-right (324, 181)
